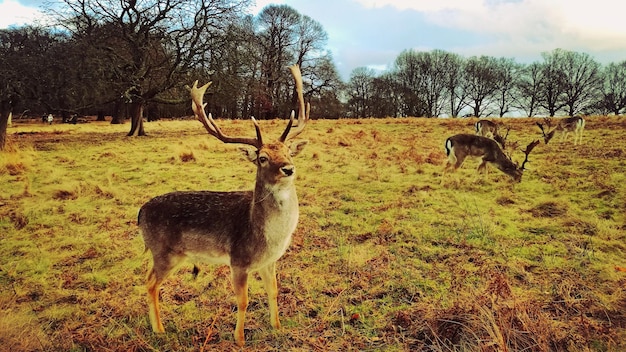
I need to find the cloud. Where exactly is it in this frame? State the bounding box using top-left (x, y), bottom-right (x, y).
top-left (355, 0), bottom-right (626, 52)
top-left (353, 0), bottom-right (483, 12)
top-left (250, 0), bottom-right (288, 14)
top-left (0, 0), bottom-right (43, 28)
top-left (350, 0), bottom-right (626, 65)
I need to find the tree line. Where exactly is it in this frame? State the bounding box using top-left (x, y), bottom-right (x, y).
top-left (0, 0), bottom-right (343, 144)
top-left (348, 49), bottom-right (626, 118)
top-left (1, 0), bottom-right (626, 148)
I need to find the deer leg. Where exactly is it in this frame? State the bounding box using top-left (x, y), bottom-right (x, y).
top-left (441, 161), bottom-right (451, 185)
top-left (441, 160), bottom-right (458, 186)
top-left (477, 160), bottom-right (488, 180)
top-left (231, 268), bottom-right (249, 347)
top-left (146, 269), bottom-right (165, 333)
top-left (441, 154), bottom-right (463, 186)
top-left (146, 254), bottom-right (185, 333)
top-left (258, 262), bottom-right (281, 329)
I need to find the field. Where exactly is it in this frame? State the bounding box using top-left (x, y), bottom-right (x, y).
top-left (1, 116), bottom-right (625, 351)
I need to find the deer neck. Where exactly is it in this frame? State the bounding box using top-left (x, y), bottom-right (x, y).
top-left (251, 178), bottom-right (299, 231)
top-left (254, 186), bottom-right (296, 210)
top-left (246, 179), bottom-right (299, 264)
top-left (493, 154), bottom-right (522, 180)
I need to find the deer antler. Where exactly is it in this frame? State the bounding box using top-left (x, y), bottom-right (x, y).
top-left (190, 81), bottom-right (262, 148)
top-left (493, 126), bottom-right (510, 150)
top-left (536, 122), bottom-right (545, 135)
top-left (520, 139), bottom-right (540, 170)
top-left (543, 117), bottom-right (553, 128)
top-left (536, 122), bottom-right (555, 144)
top-left (279, 64), bottom-right (309, 142)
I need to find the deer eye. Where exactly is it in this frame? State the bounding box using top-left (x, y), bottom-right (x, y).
top-left (259, 156), bottom-right (268, 163)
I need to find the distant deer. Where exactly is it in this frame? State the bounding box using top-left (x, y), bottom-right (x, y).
top-left (442, 134), bottom-right (540, 184)
top-left (536, 116), bottom-right (585, 145)
top-left (475, 119), bottom-right (511, 150)
top-left (475, 119), bottom-right (499, 139)
top-left (138, 65), bottom-right (309, 346)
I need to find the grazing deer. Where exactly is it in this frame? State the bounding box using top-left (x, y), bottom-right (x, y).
top-left (475, 119), bottom-right (511, 151)
top-left (475, 119), bottom-right (499, 139)
top-left (138, 65), bottom-right (309, 347)
top-left (442, 134), bottom-right (540, 184)
top-left (536, 116), bottom-right (585, 145)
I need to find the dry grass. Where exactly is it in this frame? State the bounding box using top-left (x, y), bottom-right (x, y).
top-left (1, 116), bottom-right (625, 351)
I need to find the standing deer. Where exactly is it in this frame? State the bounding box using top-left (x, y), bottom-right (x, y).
top-left (536, 116), bottom-right (585, 145)
top-left (138, 65), bottom-right (309, 346)
top-left (441, 134), bottom-right (539, 184)
top-left (475, 119), bottom-right (499, 138)
top-left (475, 119), bottom-right (511, 150)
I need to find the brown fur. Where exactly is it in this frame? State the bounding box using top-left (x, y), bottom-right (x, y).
top-left (475, 119), bottom-right (499, 139)
top-left (442, 134), bottom-right (524, 183)
top-left (139, 65), bottom-right (309, 347)
top-left (556, 116), bottom-right (585, 144)
top-left (538, 116), bottom-right (585, 145)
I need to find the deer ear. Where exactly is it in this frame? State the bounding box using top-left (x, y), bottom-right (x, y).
top-left (240, 147), bottom-right (258, 163)
top-left (288, 140), bottom-right (308, 157)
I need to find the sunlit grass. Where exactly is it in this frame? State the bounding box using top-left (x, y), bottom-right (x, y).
top-left (1, 116), bottom-right (625, 350)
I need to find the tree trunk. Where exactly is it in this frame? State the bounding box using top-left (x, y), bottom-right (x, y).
top-left (0, 113), bottom-right (8, 151)
top-left (127, 101), bottom-right (146, 136)
top-left (473, 103), bottom-right (481, 117)
top-left (111, 98), bottom-right (125, 124)
top-left (0, 99), bottom-right (11, 151)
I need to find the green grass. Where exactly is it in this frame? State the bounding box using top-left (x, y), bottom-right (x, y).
top-left (1, 116), bottom-right (625, 351)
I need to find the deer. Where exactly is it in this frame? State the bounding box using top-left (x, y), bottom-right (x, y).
top-left (475, 119), bottom-right (499, 139)
top-left (441, 134), bottom-right (540, 185)
top-left (138, 64), bottom-right (309, 347)
top-left (475, 119), bottom-right (511, 150)
top-left (536, 116), bottom-right (585, 145)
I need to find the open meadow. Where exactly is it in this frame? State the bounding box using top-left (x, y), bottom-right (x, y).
top-left (1, 116), bottom-right (625, 351)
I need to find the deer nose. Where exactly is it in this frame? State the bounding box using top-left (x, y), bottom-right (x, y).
top-left (281, 166), bottom-right (294, 176)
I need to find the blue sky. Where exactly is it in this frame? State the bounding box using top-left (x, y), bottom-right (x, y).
top-left (3, 0), bottom-right (626, 80)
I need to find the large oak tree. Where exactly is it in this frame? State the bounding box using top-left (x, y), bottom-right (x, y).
top-left (52, 0), bottom-right (250, 136)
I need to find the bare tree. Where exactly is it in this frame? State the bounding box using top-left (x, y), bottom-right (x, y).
top-left (0, 27), bottom-right (73, 149)
top-left (347, 67), bottom-right (375, 117)
top-left (294, 27), bottom-right (339, 118)
top-left (52, 0), bottom-right (250, 136)
top-left (493, 57), bottom-right (520, 117)
top-left (373, 73), bottom-right (402, 118)
top-left (293, 15), bottom-right (328, 69)
top-left (255, 5), bottom-right (299, 119)
top-left (464, 56), bottom-right (500, 117)
top-left (598, 61), bottom-right (626, 115)
top-left (306, 57), bottom-right (344, 118)
top-left (393, 50), bottom-right (427, 117)
top-left (255, 5), bottom-right (332, 119)
top-left (420, 50), bottom-right (453, 117)
top-left (207, 16), bottom-right (260, 119)
top-left (559, 50), bottom-right (602, 116)
top-left (0, 92), bottom-right (14, 151)
top-left (444, 53), bottom-right (467, 117)
top-left (0, 29), bottom-right (22, 150)
top-left (538, 49), bottom-right (568, 116)
top-left (514, 62), bottom-right (543, 117)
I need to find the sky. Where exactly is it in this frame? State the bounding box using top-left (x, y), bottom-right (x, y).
top-left (3, 0), bottom-right (626, 80)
